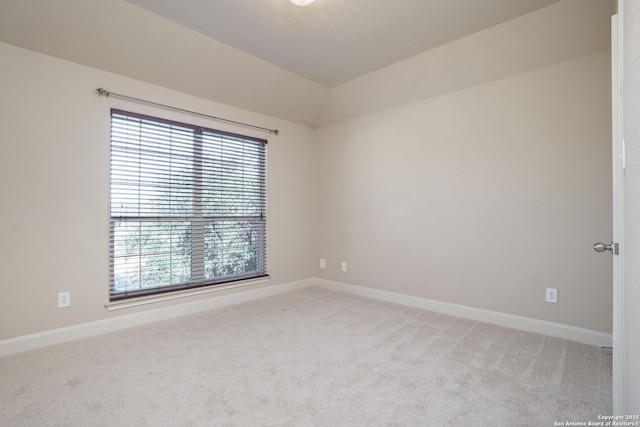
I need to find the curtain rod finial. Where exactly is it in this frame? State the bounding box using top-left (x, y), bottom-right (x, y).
top-left (96, 88), bottom-right (110, 97)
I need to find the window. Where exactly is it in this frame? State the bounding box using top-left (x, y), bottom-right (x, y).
top-left (109, 109), bottom-right (267, 301)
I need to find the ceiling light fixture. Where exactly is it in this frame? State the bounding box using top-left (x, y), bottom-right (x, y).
top-left (290, 0), bottom-right (315, 6)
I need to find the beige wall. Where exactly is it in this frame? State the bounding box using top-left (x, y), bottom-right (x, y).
top-left (0, 42), bottom-right (316, 339)
top-left (315, 51), bottom-right (613, 333)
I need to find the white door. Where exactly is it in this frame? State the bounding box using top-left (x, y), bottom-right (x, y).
top-left (610, 12), bottom-right (625, 414)
top-left (591, 11), bottom-right (624, 413)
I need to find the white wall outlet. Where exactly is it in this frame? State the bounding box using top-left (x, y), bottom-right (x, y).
top-left (320, 258), bottom-right (326, 269)
top-left (58, 291), bottom-right (71, 308)
top-left (341, 262), bottom-right (347, 272)
top-left (545, 288), bottom-right (558, 304)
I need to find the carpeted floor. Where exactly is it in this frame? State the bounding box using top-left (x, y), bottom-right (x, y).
top-left (0, 287), bottom-right (611, 426)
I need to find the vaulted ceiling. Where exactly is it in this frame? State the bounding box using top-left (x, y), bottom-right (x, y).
top-left (0, 0), bottom-right (612, 127)
top-left (125, 0), bottom-right (559, 88)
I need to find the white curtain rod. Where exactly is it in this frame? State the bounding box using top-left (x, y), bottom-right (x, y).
top-left (95, 88), bottom-right (279, 136)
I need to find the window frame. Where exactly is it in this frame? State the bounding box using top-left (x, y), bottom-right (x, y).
top-left (108, 109), bottom-right (268, 302)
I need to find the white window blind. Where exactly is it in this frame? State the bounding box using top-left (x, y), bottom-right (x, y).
top-left (109, 109), bottom-right (267, 301)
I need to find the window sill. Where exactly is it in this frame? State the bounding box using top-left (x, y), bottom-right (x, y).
top-left (104, 276), bottom-right (270, 311)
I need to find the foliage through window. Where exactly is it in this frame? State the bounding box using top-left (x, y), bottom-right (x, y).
top-left (109, 109), bottom-right (267, 300)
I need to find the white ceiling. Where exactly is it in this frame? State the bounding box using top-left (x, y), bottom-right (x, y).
top-left (0, 0), bottom-right (610, 127)
top-left (125, 0), bottom-right (560, 87)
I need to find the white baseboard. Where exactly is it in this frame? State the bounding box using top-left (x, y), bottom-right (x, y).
top-left (313, 278), bottom-right (613, 348)
top-left (0, 279), bottom-right (312, 357)
top-left (0, 277), bottom-right (612, 357)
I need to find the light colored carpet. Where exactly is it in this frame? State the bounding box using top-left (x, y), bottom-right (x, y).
top-left (0, 287), bottom-right (611, 426)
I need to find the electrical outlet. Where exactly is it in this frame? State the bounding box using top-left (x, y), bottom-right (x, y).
top-left (320, 258), bottom-right (326, 269)
top-left (58, 291), bottom-right (71, 308)
top-left (545, 288), bottom-right (557, 304)
top-left (341, 262), bottom-right (347, 272)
